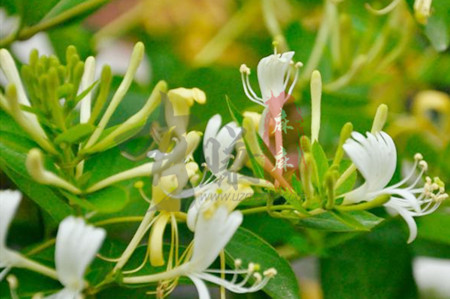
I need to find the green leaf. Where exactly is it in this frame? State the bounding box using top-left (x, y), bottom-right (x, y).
top-left (63, 186), bottom-right (129, 213)
top-left (54, 123), bottom-right (96, 144)
top-left (320, 221), bottom-right (418, 299)
top-left (1, 165), bottom-right (73, 221)
top-left (329, 210), bottom-right (370, 231)
top-left (86, 185), bottom-right (129, 213)
top-left (225, 96), bottom-right (244, 125)
top-left (311, 142), bottom-right (328, 183)
top-left (416, 212), bottom-right (450, 246)
top-left (296, 211), bottom-right (383, 232)
top-left (0, 131), bottom-right (36, 177)
top-left (225, 227), bottom-right (300, 299)
top-left (43, 0), bottom-right (106, 21)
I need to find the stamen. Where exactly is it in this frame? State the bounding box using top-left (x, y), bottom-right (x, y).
top-left (263, 268), bottom-right (277, 278)
top-left (286, 62), bottom-right (302, 97)
top-left (253, 272), bottom-right (262, 284)
top-left (273, 41), bottom-right (279, 54)
top-left (245, 74), bottom-right (261, 101)
top-left (419, 160), bottom-right (428, 171)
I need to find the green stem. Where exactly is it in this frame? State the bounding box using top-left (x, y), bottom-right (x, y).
top-left (113, 210), bottom-right (156, 272)
top-left (240, 204), bottom-right (295, 215)
top-left (0, 0), bottom-right (108, 47)
top-left (94, 216), bottom-right (144, 226)
top-left (335, 194), bottom-right (390, 211)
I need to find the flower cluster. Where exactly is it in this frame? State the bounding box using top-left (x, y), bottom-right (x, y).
top-left (0, 41), bottom-right (447, 298)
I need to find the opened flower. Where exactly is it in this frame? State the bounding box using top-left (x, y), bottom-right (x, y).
top-left (240, 51), bottom-right (300, 106)
top-left (343, 131), bottom-right (447, 242)
top-left (187, 114), bottom-right (272, 230)
top-left (123, 206), bottom-right (276, 298)
top-left (50, 216), bottom-right (106, 298)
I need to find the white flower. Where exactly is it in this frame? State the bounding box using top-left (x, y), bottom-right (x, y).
top-left (184, 206), bottom-right (275, 298)
top-left (240, 51), bottom-right (301, 106)
top-left (343, 131), bottom-right (447, 243)
top-left (0, 190), bottom-right (23, 279)
top-left (186, 115), bottom-right (272, 230)
top-left (49, 217), bottom-right (106, 299)
top-left (203, 114), bottom-right (242, 176)
top-left (123, 206), bottom-right (276, 298)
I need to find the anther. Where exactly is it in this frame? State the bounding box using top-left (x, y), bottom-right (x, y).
top-left (263, 268), bottom-right (278, 278)
top-left (414, 153), bottom-right (423, 161)
top-left (134, 181), bottom-right (144, 189)
top-left (419, 160), bottom-right (428, 171)
top-left (240, 64), bottom-right (251, 75)
top-left (253, 272), bottom-right (262, 283)
top-left (235, 259), bottom-right (242, 268)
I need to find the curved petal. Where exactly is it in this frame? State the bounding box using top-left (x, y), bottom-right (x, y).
top-left (55, 217), bottom-right (106, 291)
top-left (190, 207), bottom-right (242, 272)
top-left (214, 122), bottom-right (242, 174)
top-left (189, 275), bottom-right (211, 299)
top-left (203, 114), bottom-right (222, 156)
top-left (385, 202), bottom-right (418, 243)
top-left (0, 190), bottom-right (21, 248)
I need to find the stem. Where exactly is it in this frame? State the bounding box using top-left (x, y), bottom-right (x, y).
top-left (25, 239), bottom-right (56, 256)
top-left (113, 210), bottom-right (156, 272)
top-left (335, 164), bottom-right (356, 190)
top-left (123, 264), bottom-right (187, 284)
top-left (0, 0), bottom-right (108, 47)
top-left (17, 254), bottom-right (58, 280)
top-left (260, 157), bottom-right (293, 191)
top-left (336, 194), bottom-right (390, 211)
top-left (240, 204), bottom-right (295, 215)
top-left (94, 216), bottom-right (144, 226)
top-left (299, 0), bottom-right (336, 83)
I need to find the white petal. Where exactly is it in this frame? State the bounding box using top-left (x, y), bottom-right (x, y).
top-left (203, 114), bottom-right (242, 175)
top-left (55, 217), bottom-right (105, 291)
top-left (413, 257), bottom-right (450, 299)
top-left (343, 131), bottom-right (396, 193)
top-left (385, 202), bottom-right (417, 243)
top-left (257, 52), bottom-right (295, 102)
top-left (189, 275), bottom-right (211, 299)
top-left (214, 122), bottom-right (242, 174)
top-left (190, 207), bottom-right (242, 271)
top-left (0, 190), bottom-right (21, 248)
top-left (204, 114), bottom-right (222, 151)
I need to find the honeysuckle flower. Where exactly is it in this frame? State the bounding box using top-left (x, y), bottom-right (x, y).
top-left (202, 114), bottom-right (271, 188)
top-left (0, 190), bottom-right (23, 279)
top-left (240, 51), bottom-right (302, 176)
top-left (186, 115), bottom-right (273, 230)
top-left (123, 206), bottom-right (277, 298)
top-left (165, 87), bottom-right (206, 137)
top-left (240, 51), bottom-right (300, 106)
top-left (49, 216), bottom-right (106, 299)
top-left (343, 131), bottom-right (447, 242)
